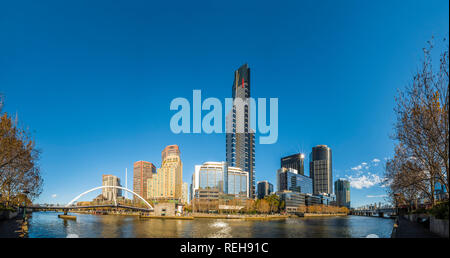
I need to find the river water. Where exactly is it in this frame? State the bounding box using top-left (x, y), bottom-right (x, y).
top-left (28, 212), bottom-right (394, 238)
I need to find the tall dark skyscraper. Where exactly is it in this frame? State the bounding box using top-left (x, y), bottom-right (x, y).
top-left (281, 153), bottom-right (305, 175)
top-left (226, 64), bottom-right (256, 198)
top-left (309, 145), bottom-right (332, 195)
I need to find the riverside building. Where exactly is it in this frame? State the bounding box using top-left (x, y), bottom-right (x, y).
top-left (191, 161), bottom-right (249, 199)
top-left (310, 145), bottom-right (333, 195)
top-left (277, 190), bottom-right (307, 213)
top-left (335, 179), bottom-right (350, 208)
top-left (133, 161), bottom-right (156, 200)
top-left (256, 180), bottom-right (273, 199)
top-left (276, 167), bottom-right (313, 194)
top-left (147, 145), bottom-right (183, 202)
top-left (225, 64), bottom-right (256, 198)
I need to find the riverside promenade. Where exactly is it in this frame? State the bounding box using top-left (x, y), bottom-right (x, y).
top-left (0, 217), bottom-right (26, 238)
top-left (391, 216), bottom-right (441, 238)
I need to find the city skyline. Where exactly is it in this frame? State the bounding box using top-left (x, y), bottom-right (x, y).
top-left (1, 0), bottom-right (448, 208)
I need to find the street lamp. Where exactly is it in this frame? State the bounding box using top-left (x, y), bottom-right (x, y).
top-left (22, 190), bottom-right (30, 219)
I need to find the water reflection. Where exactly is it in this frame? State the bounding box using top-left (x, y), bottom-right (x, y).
top-left (28, 212), bottom-right (394, 238)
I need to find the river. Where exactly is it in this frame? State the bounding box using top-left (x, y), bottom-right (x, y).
top-left (28, 212), bottom-right (394, 238)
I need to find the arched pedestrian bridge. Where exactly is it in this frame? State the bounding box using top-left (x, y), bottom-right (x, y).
top-left (29, 186), bottom-right (154, 213)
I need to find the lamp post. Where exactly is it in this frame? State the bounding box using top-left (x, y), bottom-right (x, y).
top-left (22, 190), bottom-right (30, 219)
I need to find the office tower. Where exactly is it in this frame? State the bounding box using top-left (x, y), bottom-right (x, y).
top-left (147, 145), bottom-right (183, 201)
top-left (133, 161), bottom-right (156, 200)
top-left (182, 182), bottom-right (189, 204)
top-left (335, 179), bottom-right (350, 208)
top-left (276, 167), bottom-right (313, 194)
top-left (310, 145), bottom-right (332, 195)
top-left (256, 181), bottom-right (273, 199)
top-left (226, 64), bottom-right (256, 198)
top-left (191, 161), bottom-right (249, 199)
top-left (102, 174), bottom-right (122, 201)
top-left (281, 153), bottom-right (305, 175)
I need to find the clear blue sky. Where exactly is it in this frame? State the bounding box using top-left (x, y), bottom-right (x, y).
top-left (1, 0), bottom-right (448, 207)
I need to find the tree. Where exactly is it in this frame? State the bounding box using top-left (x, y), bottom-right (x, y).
top-left (387, 38), bottom-right (449, 207)
top-left (264, 194), bottom-right (280, 214)
top-left (297, 205), bottom-right (307, 213)
top-left (243, 199), bottom-right (255, 214)
top-left (257, 199), bottom-right (270, 214)
top-left (1, 98), bottom-right (43, 207)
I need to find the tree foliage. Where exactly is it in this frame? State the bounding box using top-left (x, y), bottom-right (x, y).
top-left (385, 38), bottom-right (449, 208)
top-left (0, 97), bottom-right (43, 206)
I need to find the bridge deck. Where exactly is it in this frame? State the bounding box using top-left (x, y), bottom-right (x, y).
top-left (30, 204), bottom-right (152, 212)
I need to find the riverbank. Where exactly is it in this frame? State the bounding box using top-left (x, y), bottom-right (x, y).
top-left (302, 213), bottom-right (347, 217)
top-left (191, 214), bottom-right (291, 220)
top-left (140, 215), bottom-right (194, 220)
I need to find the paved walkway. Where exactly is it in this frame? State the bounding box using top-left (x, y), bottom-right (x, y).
top-left (0, 217), bottom-right (24, 238)
top-left (392, 216), bottom-right (441, 238)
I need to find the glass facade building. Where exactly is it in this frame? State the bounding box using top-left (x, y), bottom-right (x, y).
top-left (192, 161), bottom-right (249, 199)
top-left (277, 167), bottom-right (313, 194)
top-left (310, 145), bottom-right (333, 195)
top-left (226, 64), bottom-right (256, 198)
top-left (256, 180), bottom-right (273, 199)
top-left (335, 179), bottom-right (350, 208)
top-left (277, 191), bottom-right (307, 213)
top-left (281, 153), bottom-right (305, 175)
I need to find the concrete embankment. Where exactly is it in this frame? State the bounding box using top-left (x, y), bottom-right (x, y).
top-left (140, 215), bottom-right (194, 220)
top-left (302, 213), bottom-right (347, 217)
top-left (192, 214), bottom-right (290, 220)
top-left (138, 214), bottom-right (291, 220)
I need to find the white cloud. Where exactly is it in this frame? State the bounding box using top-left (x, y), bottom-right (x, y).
top-left (372, 158), bottom-right (380, 163)
top-left (366, 194), bottom-right (387, 198)
top-left (51, 194), bottom-right (57, 198)
top-left (351, 165), bottom-right (363, 171)
top-left (347, 174), bottom-right (383, 189)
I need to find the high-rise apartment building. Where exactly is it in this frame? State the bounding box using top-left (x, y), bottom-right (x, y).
top-left (310, 145), bottom-right (332, 195)
top-left (133, 161), bottom-right (156, 200)
top-left (335, 179), bottom-right (350, 208)
top-left (147, 145), bottom-right (183, 201)
top-left (281, 153), bottom-right (305, 175)
top-left (102, 174), bottom-right (122, 201)
top-left (226, 64), bottom-right (255, 198)
top-left (256, 180), bottom-right (273, 199)
top-left (276, 167), bottom-right (312, 194)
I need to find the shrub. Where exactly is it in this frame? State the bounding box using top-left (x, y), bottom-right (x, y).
top-left (429, 201), bottom-right (449, 220)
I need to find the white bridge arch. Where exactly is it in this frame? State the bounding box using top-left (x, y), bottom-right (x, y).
top-left (66, 186), bottom-right (153, 210)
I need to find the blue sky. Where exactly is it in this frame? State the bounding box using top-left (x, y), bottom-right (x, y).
top-left (1, 0), bottom-right (448, 207)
